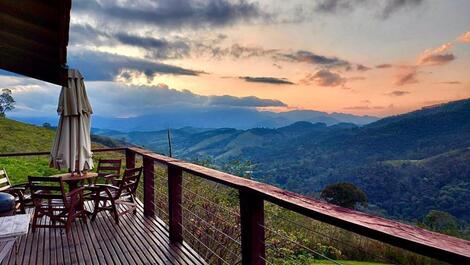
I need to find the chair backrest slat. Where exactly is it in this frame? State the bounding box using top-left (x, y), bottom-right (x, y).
top-left (118, 167), bottom-right (142, 197)
top-left (28, 176), bottom-right (67, 204)
top-left (0, 169), bottom-right (12, 191)
top-left (97, 159), bottom-right (122, 182)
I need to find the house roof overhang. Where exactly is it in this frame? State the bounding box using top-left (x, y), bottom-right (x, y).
top-left (0, 0), bottom-right (71, 86)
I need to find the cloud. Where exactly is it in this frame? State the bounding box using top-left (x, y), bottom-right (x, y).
top-left (381, 0), bottom-right (424, 19)
top-left (72, 0), bottom-right (266, 30)
top-left (313, 0), bottom-right (425, 19)
top-left (356, 64), bottom-right (371, 71)
top-left (457, 32), bottom-right (470, 43)
top-left (68, 50), bottom-right (203, 81)
top-left (281, 50), bottom-right (351, 69)
top-left (240, 76), bottom-right (294, 85)
top-left (376, 64), bottom-right (393, 69)
top-left (394, 68), bottom-right (418, 86)
top-left (343, 104), bottom-right (393, 110)
top-left (206, 95), bottom-right (286, 107)
top-left (418, 43), bottom-right (455, 66)
top-left (301, 69), bottom-right (347, 87)
top-left (437, 81), bottom-right (461, 85)
top-left (6, 77), bottom-right (287, 117)
top-left (70, 24), bottom-right (192, 60)
top-left (386, 90), bottom-right (410, 96)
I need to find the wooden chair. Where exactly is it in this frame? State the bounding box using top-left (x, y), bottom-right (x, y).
top-left (84, 159), bottom-right (122, 198)
top-left (91, 167), bottom-right (142, 224)
top-left (95, 159), bottom-right (122, 184)
top-left (28, 176), bottom-right (87, 234)
top-left (0, 169), bottom-right (31, 214)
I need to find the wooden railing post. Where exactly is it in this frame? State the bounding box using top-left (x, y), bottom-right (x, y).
top-left (125, 148), bottom-right (136, 169)
top-left (240, 189), bottom-right (265, 265)
top-left (143, 156), bottom-right (155, 217)
top-left (168, 164), bottom-right (183, 244)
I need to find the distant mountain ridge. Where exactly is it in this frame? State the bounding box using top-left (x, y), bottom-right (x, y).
top-left (13, 108), bottom-right (378, 131)
top-left (93, 98), bottom-right (470, 224)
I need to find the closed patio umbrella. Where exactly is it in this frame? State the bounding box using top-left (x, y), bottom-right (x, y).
top-left (50, 69), bottom-right (94, 173)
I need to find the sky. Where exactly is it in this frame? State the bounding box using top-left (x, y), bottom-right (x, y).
top-left (2, 0), bottom-right (470, 119)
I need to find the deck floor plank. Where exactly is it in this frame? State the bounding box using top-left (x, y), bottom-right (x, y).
top-left (0, 201), bottom-right (206, 265)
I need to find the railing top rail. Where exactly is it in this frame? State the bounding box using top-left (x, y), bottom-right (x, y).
top-left (127, 147), bottom-right (470, 264)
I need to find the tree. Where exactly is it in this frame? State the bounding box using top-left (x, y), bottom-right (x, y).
top-left (422, 210), bottom-right (459, 236)
top-left (320, 182), bottom-right (368, 209)
top-left (0, 89), bottom-right (15, 118)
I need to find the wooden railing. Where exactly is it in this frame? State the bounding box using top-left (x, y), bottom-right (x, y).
top-left (1, 147), bottom-right (470, 265)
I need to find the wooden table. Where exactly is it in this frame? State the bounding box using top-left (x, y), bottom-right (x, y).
top-left (0, 214), bottom-right (30, 263)
top-left (52, 172), bottom-right (98, 190)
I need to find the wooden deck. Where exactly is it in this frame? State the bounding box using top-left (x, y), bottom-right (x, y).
top-left (1, 201), bottom-right (206, 265)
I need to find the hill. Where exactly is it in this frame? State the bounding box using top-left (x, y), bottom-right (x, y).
top-left (94, 99), bottom-right (470, 225)
top-left (0, 118), bottom-right (122, 183)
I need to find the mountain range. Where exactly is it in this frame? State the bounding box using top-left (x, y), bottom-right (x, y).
top-left (13, 108), bottom-right (378, 131)
top-left (93, 99), bottom-right (470, 224)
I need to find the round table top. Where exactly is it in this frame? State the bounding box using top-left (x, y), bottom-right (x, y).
top-left (52, 172), bottom-right (98, 181)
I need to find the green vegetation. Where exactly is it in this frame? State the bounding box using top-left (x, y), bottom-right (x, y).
top-left (95, 98), bottom-right (470, 237)
top-left (320, 183), bottom-right (367, 209)
top-left (0, 117), bottom-right (449, 264)
top-left (0, 89), bottom-right (15, 118)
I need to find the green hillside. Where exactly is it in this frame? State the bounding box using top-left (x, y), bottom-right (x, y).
top-left (0, 118), bottom-right (120, 183)
top-left (0, 118), bottom-right (55, 153)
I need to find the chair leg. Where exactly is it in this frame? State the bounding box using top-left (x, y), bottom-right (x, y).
top-left (91, 199), bottom-right (100, 222)
top-left (31, 209), bottom-right (39, 233)
top-left (111, 203), bottom-right (119, 224)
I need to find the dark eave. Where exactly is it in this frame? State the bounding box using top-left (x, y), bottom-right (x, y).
top-left (0, 0), bottom-right (71, 86)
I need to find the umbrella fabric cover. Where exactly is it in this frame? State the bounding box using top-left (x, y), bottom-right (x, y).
top-left (50, 69), bottom-right (94, 173)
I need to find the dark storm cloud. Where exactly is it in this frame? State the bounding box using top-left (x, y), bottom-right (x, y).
top-left (240, 76), bottom-right (294, 85)
top-left (73, 0), bottom-right (266, 29)
top-left (68, 50), bottom-right (203, 81)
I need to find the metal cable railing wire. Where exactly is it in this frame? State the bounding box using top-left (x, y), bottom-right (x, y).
top-left (180, 222), bottom-right (233, 265)
top-left (265, 207), bottom-right (396, 264)
top-left (261, 223), bottom-right (343, 265)
top-left (179, 217), bottom-right (242, 262)
top-left (179, 202), bottom-right (241, 246)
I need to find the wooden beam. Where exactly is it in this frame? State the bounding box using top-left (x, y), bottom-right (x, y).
top-left (0, 48), bottom-right (67, 86)
top-left (240, 190), bottom-right (265, 265)
top-left (0, 13), bottom-right (58, 46)
top-left (0, 0), bottom-right (59, 29)
top-left (125, 149), bottom-right (136, 169)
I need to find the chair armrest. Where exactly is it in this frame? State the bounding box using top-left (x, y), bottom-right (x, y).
top-left (94, 184), bottom-right (120, 191)
top-left (102, 173), bottom-right (119, 184)
top-left (10, 182), bottom-right (30, 189)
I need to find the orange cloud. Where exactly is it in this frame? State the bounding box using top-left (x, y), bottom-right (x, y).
top-left (417, 43), bottom-right (455, 66)
top-left (457, 31), bottom-right (470, 43)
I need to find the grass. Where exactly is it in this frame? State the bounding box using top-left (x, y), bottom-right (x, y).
top-left (310, 261), bottom-right (390, 265)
